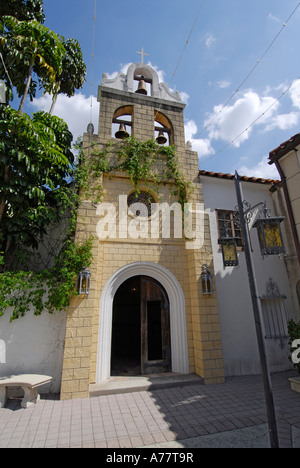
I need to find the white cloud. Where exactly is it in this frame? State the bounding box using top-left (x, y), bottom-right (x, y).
top-left (217, 80), bottom-right (231, 89)
top-left (147, 62), bottom-right (165, 83)
top-left (31, 93), bottom-right (98, 143)
top-left (184, 119), bottom-right (215, 158)
top-left (193, 138), bottom-right (215, 158)
top-left (179, 91), bottom-right (189, 104)
top-left (205, 90), bottom-right (280, 147)
top-left (105, 62), bottom-right (132, 79)
top-left (267, 13), bottom-right (280, 23)
top-left (265, 112), bottom-right (299, 132)
top-left (290, 79), bottom-right (300, 109)
top-left (238, 155), bottom-right (280, 180)
top-left (185, 120), bottom-right (198, 140)
top-left (205, 34), bottom-right (216, 49)
top-left (256, 80), bottom-right (300, 132)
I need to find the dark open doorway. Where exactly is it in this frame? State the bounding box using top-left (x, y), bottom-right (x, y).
top-left (111, 275), bottom-right (171, 376)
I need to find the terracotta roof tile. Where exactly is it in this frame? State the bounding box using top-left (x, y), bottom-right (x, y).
top-left (269, 132), bottom-right (300, 161)
top-left (198, 170), bottom-right (280, 185)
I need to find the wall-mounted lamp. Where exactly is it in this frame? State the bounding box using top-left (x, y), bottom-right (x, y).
top-left (201, 264), bottom-right (213, 295)
top-left (77, 267), bottom-right (91, 296)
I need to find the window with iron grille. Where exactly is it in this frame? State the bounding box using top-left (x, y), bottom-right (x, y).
top-left (260, 278), bottom-right (290, 344)
top-left (216, 210), bottom-right (243, 248)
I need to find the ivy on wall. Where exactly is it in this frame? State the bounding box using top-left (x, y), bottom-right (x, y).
top-left (80, 137), bottom-right (193, 209)
top-left (0, 237), bottom-right (93, 321)
top-left (0, 137), bottom-right (191, 321)
top-left (0, 143), bottom-right (94, 322)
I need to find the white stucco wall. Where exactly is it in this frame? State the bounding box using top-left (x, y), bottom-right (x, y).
top-left (200, 175), bottom-right (293, 376)
top-left (0, 308), bottom-right (67, 394)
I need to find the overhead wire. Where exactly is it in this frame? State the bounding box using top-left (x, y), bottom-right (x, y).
top-left (152, 1), bottom-right (300, 161)
top-left (171, 0), bottom-right (206, 81)
top-left (198, 1), bottom-right (300, 138)
top-left (84, 1), bottom-right (299, 162)
top-left (153, 0), bottom-right (206, 127)
top-left (82, 1), bottom-right (206, 151)
top-left (201, 75), bottom-right (300, 162)
top-left (89, 0), bottom-right (97, 126)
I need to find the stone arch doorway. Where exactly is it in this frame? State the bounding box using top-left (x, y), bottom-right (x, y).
top-left (111, 275), bottom-right (171, 376)
top-left (96, 262), bottom-right (189, 382)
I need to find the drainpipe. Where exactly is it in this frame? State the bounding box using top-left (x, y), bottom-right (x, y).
top-left (274, 158), bottom-right (300, 269)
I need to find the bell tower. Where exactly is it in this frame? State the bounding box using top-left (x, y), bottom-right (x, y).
top-left (59, 59), bottom-right (225, 400)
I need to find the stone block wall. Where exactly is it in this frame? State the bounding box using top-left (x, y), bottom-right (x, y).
top-left (60, 84), bottom-right (224, 400)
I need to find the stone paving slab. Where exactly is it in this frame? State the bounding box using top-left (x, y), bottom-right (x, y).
top-left (142, 424), bottom-right (270, 448)
top-left (292, 425), bottom-right (300, 448)
top-left (0, 370), bottom-right (299, 448)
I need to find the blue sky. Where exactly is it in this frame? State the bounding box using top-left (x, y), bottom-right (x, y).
top-left (30, 0), bottom-right (300, 180)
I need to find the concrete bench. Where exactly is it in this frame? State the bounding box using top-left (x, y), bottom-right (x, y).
top-left (0, 374), bottom-right (52, 408)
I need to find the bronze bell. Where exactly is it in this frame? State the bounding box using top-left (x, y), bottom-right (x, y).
top-left (115, 124), bottom-right (129, 139)
top-left (156, 130), bottom-right (167, 145)
top-left (135, 77), bottom-right (147, 95)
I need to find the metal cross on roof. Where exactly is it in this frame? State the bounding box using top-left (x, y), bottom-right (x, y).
top-left (136, 47), bottom-right (149, 64)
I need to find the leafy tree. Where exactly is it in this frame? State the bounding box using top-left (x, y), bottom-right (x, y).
top-left (0, 107), bottom-right (74, 261)
top-left (49, 37), bottom-right (86, 114)
top-left (0, 16), bottom-right (66, 112)
top-left (0, 14), bottom-right (87, 259)
top-left (0, 3), bottom-right (92, 320)
top-left (0, 3), bottom-right (46, 104)
top-left (0, 15), bottom-right (67, 243)
top-left (0, 0), bottom-right (45, 23)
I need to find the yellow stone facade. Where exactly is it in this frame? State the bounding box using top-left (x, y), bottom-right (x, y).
top-left (60, 64), bottom-right (225, 400)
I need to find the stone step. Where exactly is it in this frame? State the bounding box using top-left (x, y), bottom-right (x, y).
top-left (89, 373), bottom-right (204, 397)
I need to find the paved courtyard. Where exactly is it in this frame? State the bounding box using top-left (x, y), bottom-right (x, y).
top-left (0, 370), bottom-right (299, 448)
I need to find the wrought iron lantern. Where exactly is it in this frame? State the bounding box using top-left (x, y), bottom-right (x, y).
top-left (77, 267), bottom-right (91, 296)
top-left (218, 237), bottom-right (239, 267)
top-left (201, 265), bottom-right (213, 295)
top-left (253, 216), bottom-right (285, 257)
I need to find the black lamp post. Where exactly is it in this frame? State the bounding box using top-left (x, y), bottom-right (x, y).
top-left (233, 171), bottom-right (284, 449)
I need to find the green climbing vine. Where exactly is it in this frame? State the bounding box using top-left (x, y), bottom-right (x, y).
top-left (0, 147), bottom-right (94, 322)
top-left (80, 137), bottom-right (193, 209)
top-left (0, 137), bottom-right (191, 322)
top-left (0, 236), bottom-right (93, 321)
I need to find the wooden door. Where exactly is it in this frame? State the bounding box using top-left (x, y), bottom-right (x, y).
top-left (140, 276), bottom-right (171, 374)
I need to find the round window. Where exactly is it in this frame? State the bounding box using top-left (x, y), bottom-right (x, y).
top-left (127, 191), bottom-right (156, 217)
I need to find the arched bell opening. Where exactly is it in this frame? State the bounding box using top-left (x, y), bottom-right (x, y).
top-left (112, 105), bottom-right (133, 139)
top-left (133, 67), bottom-right (153, 96)
top-left (135, 76), bottom-right (148, 95)
top-left (154, 110), bottom-right (173, 146)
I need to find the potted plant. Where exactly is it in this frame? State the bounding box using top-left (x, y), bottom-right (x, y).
top-left (288, 319), bottom-right (300, 393)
